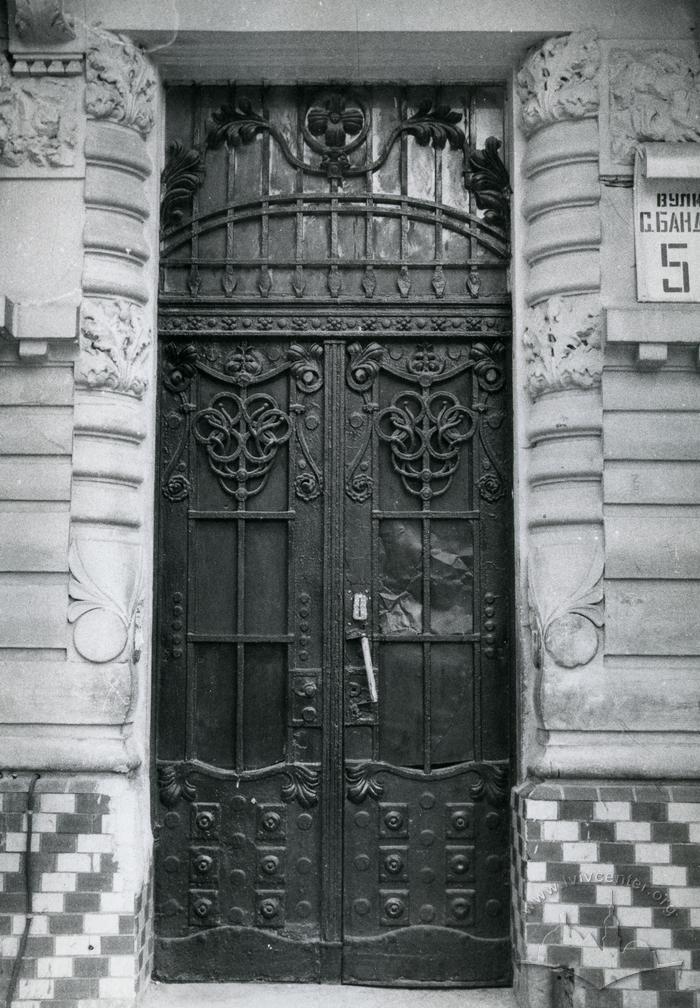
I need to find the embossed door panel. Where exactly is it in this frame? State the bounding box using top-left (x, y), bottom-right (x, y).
top-left (341, 337), bottom-right (511, 985)
top-left (343, 773), bottom-right (510, 986)
top-left (155, 82), bottom-right (511, 986)
top-left (156, 336), bottom-right (328, 981)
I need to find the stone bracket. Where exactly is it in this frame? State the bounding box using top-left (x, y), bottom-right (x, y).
top-left (606, 305), bottom-right (700, 370)
top-left (1, 294), bottom-right (79, 359)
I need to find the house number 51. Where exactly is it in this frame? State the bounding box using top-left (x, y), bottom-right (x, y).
top-left (660, 242), bottom-right (690, 294)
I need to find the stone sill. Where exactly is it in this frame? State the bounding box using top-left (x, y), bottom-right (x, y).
top-left (606, 305), bottom-right (700, 370)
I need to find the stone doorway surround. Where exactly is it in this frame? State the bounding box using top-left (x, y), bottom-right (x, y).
top-left (0, 3), bottom-right (699, 1008)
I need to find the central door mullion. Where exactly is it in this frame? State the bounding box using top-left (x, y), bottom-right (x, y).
top-left (321, 339), bottom-right (346, 978)
top-left (235, 507), bottom-right (246, 771)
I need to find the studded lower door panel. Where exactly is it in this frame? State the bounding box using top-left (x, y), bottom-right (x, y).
top-left (342, 770), bottom-right (510, 986)
top-left (155, 772), bottom-right (323, 982)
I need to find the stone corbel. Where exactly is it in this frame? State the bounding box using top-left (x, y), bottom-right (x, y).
top-left (8, 0), bottom-right (85, 76)
top-left (1, 293), bottom-right (79, 358)
top-left (606, 305), bottom-right (700, 370)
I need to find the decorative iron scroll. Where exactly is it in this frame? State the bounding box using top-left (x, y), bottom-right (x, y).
top-left (345, 340), bottom-right (504, 394)
top-left (206, 90), bottom-right (466, 181)
top-left (377, 390), bottom-right (476, 501)
top-left (160, 313), bottom-right (511, 336)
top-left (464, 137), bottom-right (511, 234)
top-left (467, 763), bottom-right (508, 805)
top-left (346, 763), bottom-right (385, 804)
top-left (345, 761), bottom-right (508, 807)
top-left (345, 404), bottom-right (376, 503)
top-left (159, 86), bottom-right (511, 286)
top-left (280, 764), bottom-right (320, 808)
top-left (344, 339), bottom-right (506, 505)
top-left (160, 341), bottom-right (324, 503)
top-left (193, 391), bottom-right (292, 501)
top-left (160, 141), bottom-right (205, 231)
top-left (292, 405), bottom-right (323, 502)
top-left (158, 763), bottom-right (197, 808)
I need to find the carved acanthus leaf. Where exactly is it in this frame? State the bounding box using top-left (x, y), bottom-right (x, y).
top-left (13, 0), bottom-right (76, 44)
top-left (528, 542), bottom-right (604, 670)
top-left (517, 31), bottom-right (600, 136)
top-left (77, 299), bottom-right (151, 399)
top-left (523, 295), bottom-right (602, 399)
top-left (85, 32), bottom-right (156, 138)
top-left (610, 49), bottom-right (700, 165)
top-left (68, 539), bottom-right (142, 665)
top-left (0, 53), bottom-right (77, 168)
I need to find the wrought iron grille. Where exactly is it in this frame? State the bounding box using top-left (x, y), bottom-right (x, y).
top-left (160, 84), bottom-right (510, 302)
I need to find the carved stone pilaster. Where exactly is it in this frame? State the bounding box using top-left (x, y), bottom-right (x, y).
top-left (0, 52), bottom-right (79, 168)
top-left (85, 31), bottom-right (157, 138)
top-left (609, 48), bottom-right (700, 167)
top-left (523, 295), bottom-right (603, 398)
top-left (61, 28), bottom-right (158, 773)
top-left (519, 33), bottom-right (603, 304)
top-left (517, 34), bottom-right (606, 778)
top-left (516, 30), bottom-right (600, 137)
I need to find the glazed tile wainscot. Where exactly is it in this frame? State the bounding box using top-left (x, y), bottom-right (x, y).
top-left (512, 781), bottom-right (700, 1008)
top-left (0, 775), bottom-right (153, 1008)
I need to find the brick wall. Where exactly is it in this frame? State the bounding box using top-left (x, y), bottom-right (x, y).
top-left (0, 776), bottom-right (152, 1008)
top-left (513, 781), bottom-right (700, 1008)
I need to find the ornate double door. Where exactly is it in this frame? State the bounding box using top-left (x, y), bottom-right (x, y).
top-left (155, 320), bottom-right (511, 986)
top-left (154, 82), bottom-right (512, 986)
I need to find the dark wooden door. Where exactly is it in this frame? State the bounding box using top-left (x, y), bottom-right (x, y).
top-left (154, 84), bottom-right (512, 987)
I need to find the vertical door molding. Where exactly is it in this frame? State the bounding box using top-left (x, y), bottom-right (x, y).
top-left (67, 27), bottom-right (160, 770)
top-left (516, 32), bottom-right (606, 775)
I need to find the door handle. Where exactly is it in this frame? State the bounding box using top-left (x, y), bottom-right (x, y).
top-left (359, 633), bottom-right (378, 704)
top-left (346, 628), bottom-right (378, 704)
top-left (347, 602), bottom-right (378, 704)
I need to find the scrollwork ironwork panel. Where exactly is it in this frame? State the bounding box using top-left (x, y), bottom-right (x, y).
top-left (376, 390), bottom-right (476, 501)
top-left (193, 391), bottom-right (291, 501)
